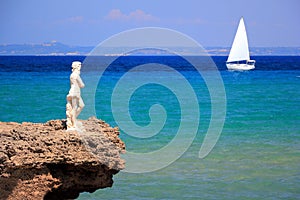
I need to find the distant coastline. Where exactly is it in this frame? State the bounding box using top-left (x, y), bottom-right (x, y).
top-left (0, 41), bottom-right (300, 56)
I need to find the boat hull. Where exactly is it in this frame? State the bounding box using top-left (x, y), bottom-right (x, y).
top-left (226, 63), bottom-right (255, 71)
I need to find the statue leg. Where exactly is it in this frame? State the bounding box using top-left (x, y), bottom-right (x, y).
top-left (75, 97), bottom-right (85, 118)
top-left (66, 102), bottom-right (73, 128)
top-left (71, 97), bottom-right (79, 126)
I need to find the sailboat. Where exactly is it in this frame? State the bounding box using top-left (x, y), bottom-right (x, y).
top-left (226, 17), bottom-right (255, 70)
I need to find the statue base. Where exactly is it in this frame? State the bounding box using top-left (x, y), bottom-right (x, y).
top-left (67, 121), bottom-right (84, 132)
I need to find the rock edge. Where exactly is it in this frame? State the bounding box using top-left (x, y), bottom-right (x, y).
top-left (0, 117), bottom-right (125, 200)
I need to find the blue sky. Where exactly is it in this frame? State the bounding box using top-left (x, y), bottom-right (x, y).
top-left (1, 0), bottom-right (299, 47)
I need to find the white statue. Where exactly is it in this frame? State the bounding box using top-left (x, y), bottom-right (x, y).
top-left (66, 61), bottom-right (85, 130)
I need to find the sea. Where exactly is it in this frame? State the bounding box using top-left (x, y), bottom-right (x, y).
top-left (0, 55), bottom-right (299, 199)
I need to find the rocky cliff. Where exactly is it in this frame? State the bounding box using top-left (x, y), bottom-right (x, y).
top-left (0, 117), bottom-right (125, 200)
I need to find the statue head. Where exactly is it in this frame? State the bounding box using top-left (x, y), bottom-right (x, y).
top-left (72, 61), bottom-right (82, 72)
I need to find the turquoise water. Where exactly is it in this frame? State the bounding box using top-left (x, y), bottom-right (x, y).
top-left (80, 70), bottom-right (300, 200)
top-left (0, 56), bottom-right (299, 199)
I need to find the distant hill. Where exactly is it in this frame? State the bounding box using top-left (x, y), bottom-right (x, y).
top-left (0, 41), bottom-right (299, 56)
top-left (206, 47), bottom-right (300, 56)
top-left (0, 41), bottom-right (92, 56)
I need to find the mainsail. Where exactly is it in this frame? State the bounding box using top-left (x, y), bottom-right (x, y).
top-left (227, 18), bottom-right (250, 62)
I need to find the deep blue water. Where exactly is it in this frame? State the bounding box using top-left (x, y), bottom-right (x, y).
top-left (0, 56), bottom-right (299, 199)
top-left (1, 56), bottom-right (300, 72)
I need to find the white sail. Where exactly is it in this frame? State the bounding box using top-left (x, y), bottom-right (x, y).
top-left (227, 18), bottom-right (250, 62)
